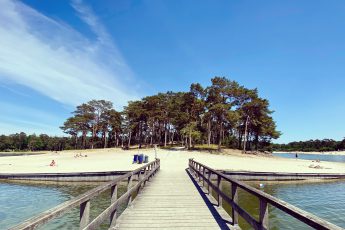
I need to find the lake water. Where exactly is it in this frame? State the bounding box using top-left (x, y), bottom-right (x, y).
top-left (0, 181), bottom-right (128, 230)
top-left (221, 180), bottom-right (345, 230)
top-left (0, 152), bottom-right (44, 157)
top-left (273, 152), bottom-right (345, 163)
top-left (1, 180), bottom-right (344, 229)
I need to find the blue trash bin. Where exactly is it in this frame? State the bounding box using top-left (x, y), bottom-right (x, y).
top-left (144, 155), bottom-right (149, 163)
top-left (138, 154), bottom-right (144, 164)
top-left (133, 154), bottom-right (138, 164)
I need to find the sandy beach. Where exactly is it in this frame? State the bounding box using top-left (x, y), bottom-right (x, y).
top-left (0, 148), bottom-right (344, 174)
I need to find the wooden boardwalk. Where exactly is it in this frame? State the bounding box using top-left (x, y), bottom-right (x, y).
top-left (115, 169), bottom-right (227, 230)
top-left (10, 154), bottom-right (343, 230)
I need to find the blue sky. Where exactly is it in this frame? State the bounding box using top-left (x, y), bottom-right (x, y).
top-left (1, 0), bottom-right (345, 143)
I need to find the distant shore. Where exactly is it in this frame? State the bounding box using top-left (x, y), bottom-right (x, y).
top-left (273, 151), bottom-right (345, 156)
top-left (0, 148), bottom-right (344, 175)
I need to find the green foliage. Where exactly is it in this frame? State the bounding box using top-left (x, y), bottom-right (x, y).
top-left (0, 77), bottom-right (281, 152)
top-left (272, 138), bottom-right (345, 152)
top-left (0, 133), bottom-right (75, 152)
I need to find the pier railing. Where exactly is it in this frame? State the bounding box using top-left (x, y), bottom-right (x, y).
top-left (10, 158), bottom-right (160, 230)
top-left (189, 159), bottom-right (342, 230)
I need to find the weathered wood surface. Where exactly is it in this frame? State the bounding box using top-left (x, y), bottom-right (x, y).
top-left (10, 159), bottom-right (160, 230)
top-left (115, 169), bottom-right (227, 230)
top-left (190, 159), bottom-right (344, 230)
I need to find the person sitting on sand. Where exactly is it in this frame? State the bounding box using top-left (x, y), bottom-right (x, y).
top-left (50, 160), bottom-right (56, 166)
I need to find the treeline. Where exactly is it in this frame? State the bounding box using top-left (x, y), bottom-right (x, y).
top-left (0, 133), bottom-right (75, 151)
top-left (0, 77), bottom-right (281, 152)
top-left (272, 139), bottom-right (345, 152)
top-left (60, 77), bottom-right (280, 151)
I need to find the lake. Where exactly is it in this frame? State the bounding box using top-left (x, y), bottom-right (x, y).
top-left (1, 180), bottom-right (344, 229)
top-left (0, 152), bottom-right (45, 157)
top-left (273, 152), bottom-right (345, 163)
top-left (0, 181), bottom-right (129, 230)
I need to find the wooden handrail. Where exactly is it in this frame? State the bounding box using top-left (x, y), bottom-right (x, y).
top-left (189, 159), bottom-right (343, 230)
top-left (10, 159), bottom-right (160, 230)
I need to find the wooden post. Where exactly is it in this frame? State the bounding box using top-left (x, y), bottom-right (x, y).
top-left (110, 184), bottom-right (118, 227)
top-left (202, 167), bottom-right (206, 187)
top-left (152, 162), bottom-right (156, 176)
top-left (197, 164), bottom-right (199, 178)
top-left (231, 183), bottom-right (239, 226)
top-left (207, 170), bottom-right (212, 195)
top-left (199, 165), bottom-right (202, 182)
top-left (148, 165), bottom-right (152, 181)
top-left (217, 175), bottom-right (222, 207)
top-left (79, 200), bottom-right (90, 229)
top-left (143, 168), bottom-right (147, 186)
top-left (259, 199), bottom-right (269, 230)
top-left (127, 175), bottom-right (133, 206)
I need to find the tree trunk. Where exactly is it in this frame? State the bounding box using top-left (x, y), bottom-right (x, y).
top-left (104, 130), bottom-right (108, 148)
top-left (238, 130), bottom-right (242, 149)
top-left (128, 131), bottom-right (132, 147)
top-left (91, 125), bottom-right (96, 149)
top-left (218, 121), bottom-right (223, 151)
top-left (164, 122), bottom-right (168, 147)
top-left (171, 131), bottom-right (174, 145)
top-left (83, 131), bottom-right (87, 149)
top-left (255, 134), bottom-right (259, 151)
top-left (243, 116), bottom-right (250, 153)
top-left (207, 119), bottom-right (211, 146)
top-left (75, 135), bottom-right (78, 149)
top-left (189, 127), bottom-right (192, 149)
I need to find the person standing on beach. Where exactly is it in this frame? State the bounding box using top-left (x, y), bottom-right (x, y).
top-left (295, 153), bottom-right (298, 159)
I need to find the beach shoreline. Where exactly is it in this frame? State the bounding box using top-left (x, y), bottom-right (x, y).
top-left (0, 148), bottom-right (344, 175)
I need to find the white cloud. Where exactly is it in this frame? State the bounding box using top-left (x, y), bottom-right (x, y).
top-left (0, 0), bottom-right (138, 109)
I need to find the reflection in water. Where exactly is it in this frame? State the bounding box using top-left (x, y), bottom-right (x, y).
top-left (0, 181), bottom-right (128, 230)
top-left (220, 180), bottom-right (345, 230)
top-left (1, 180), bottom-right (345, 229)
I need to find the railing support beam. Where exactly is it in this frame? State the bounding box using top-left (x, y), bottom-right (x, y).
top-left (80, 200), bottom-right (90, 229)
top-left (127, 175), bottom-right (133, 206)
top-left (231, 183), bottom-right (239, 226)
top-left (259, 199), bottom-right (269, 230)
top-left (110, 184), bottom-right (118, 227)
top-left (217, 175), bottom-right (222, 207)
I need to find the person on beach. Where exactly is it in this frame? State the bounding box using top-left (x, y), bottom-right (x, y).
top-left (50, 160), bottom-right (56, 166)
top-left (295, 153), bottom-right (298, 159)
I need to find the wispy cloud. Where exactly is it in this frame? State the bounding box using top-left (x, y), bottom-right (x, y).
top-left (0, 0), bottom-right (138, 109)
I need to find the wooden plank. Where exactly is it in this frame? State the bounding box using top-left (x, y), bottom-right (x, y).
top-left (10, 159), bottom-right (160, 230)
top-left (231, 183), bottom-right (239, 226)
top-left (116, 170), bottom-right (224, 230)
top-left (79, 200), bottom-right (90, 229)
top-left (259, 199), bottom-right (269, 230)
top-left (190, 159), bottom-right (344, 230)
top-left (110, 184), bottom-right (118, 227)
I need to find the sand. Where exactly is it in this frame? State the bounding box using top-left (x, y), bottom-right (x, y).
top-left (0, 148), bottom-right (345, 174)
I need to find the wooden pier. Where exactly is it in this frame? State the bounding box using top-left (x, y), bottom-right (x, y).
top-left (10, 157), bottom-right (344, 230)
top-left (115, 170), bottom-right (226, 229)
